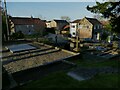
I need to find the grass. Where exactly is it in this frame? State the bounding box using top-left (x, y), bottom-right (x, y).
top-left (14, 57), bottom-right (120, 89)
top-left (12, 53), bottom-right (120, 89)
top-left (69, 58), bottom-right (120, 68)
top-left (17, 71), bottom-right (119, 89)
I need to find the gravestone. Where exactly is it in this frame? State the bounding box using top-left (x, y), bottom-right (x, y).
top-left (6, 44), bottom-right (36, 53)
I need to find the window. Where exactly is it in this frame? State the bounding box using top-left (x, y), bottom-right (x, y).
top-left (31, 25), bottom-right (34, 27)
top-left (86, 26), bottom-right (89, 29)
top-left (27, 25), bottom-right (29, 28)
top-left (94, 26), bottom-right (96, 29)
top-left (97, 25), bottom-right (99, 29)
top-left (71, 25), bottom-right (75, 28)
top-left (73, 32), bottom-right (75, 35)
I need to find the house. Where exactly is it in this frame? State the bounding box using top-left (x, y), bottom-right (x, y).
top-left (9, 16), bottom-right (46, 35)
top-left (70, 19), bottom-right (81, 37)
top-left (61, 25), bottom-right (70, 37)
top-left (50, 20), bottom-right (69, 34)
top-left (46, 21), bottom-right (51, 28)
top-left (70, 17), bottom-right (103, 40)
top-left (78, 17), bottom-right (103, 41)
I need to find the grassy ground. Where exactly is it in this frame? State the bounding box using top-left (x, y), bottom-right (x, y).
top-left (17, 72), bottom-right (119, 89)
top-left (69, 58), bottom-right (120, 68)
top-left (14, 55), bottom-right (120, 89)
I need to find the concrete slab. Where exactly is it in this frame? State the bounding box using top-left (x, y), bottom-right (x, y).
top-left (67, 72), bottom-right (85, 81)
top-left (6, 44), bottom-right (36, 53)
top-left (67, 67), bottom-right (119, 81)
top-left (67, 68), bottom-right (98, 81)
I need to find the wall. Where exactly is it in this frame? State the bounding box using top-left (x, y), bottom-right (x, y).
top-left (70, 23), bottom-right (77, 37)
top-left (78, 18), bottom-right (93, 39)
top-left (46, 22), bottom-right (51, 28)
top-left (15, 25), bottom-right (35, 35)
top-left (50, 21), bottom-right (57, 28)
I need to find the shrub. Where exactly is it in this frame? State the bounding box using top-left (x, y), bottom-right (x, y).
top-left (10, 31), bottom-right (25, 40)
top-left (101, 32), bottom-right (108, 40)
top-left (101, 32), bottom-right (109, 40)
top-left (112, 41), bottom-right (119, 48)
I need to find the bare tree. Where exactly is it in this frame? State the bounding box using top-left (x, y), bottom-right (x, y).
top-left (61, 16), bottom-right (71, 22)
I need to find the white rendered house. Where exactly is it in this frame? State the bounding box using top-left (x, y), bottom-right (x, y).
top-left (70, 19), bottom-right (81, 37)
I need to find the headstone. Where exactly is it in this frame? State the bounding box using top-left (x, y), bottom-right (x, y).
top-left (108, 36), bottom-right (111, 43)
top-left (97, 33), bottom-right (100, 40)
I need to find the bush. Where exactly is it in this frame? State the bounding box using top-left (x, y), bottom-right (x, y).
top-left (10, 31), bottom-right (25, 40)
top-left (45, 28), bottom-right (55, 34)
top-left (2, 67), bottom-right (11, 89)
top-left (101, 32), bottom-right (109, 40)
top-left (112, 41), bottom-right (119, 48)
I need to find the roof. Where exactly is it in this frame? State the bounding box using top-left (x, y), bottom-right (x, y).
top-left (41, 20), bottom-right (46, 22)
top-left (100, 20), bottom-right (109, 26)
top-left (71, 19), bottom-right (81, 23)
top-left (46, 21), bottom-right (51, 23)
top-left (85, 17), bottom-right (102, 25)
top-left (63, 25), bottom-right (70, 30)
top-left (10, 17), bottom-right (45, 26)
top-left (54, 19), bottom-right (69, 24)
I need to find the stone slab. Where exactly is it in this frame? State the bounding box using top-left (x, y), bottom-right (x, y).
top-left (6, 44), bottom-right (36, 53)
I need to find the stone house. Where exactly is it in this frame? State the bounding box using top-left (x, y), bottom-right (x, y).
top-left (50, 20), bottom-right (69, 34)
top-left (70, 17), bottom-right (103, 40)
top-left (9, 16), bottom-right (46, 35)
top-left (78, 17), bottom-right (103, 40)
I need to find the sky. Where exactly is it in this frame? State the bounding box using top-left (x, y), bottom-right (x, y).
top-left (6, 2), bottom-right (98, 21)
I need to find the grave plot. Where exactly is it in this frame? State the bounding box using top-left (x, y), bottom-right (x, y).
top-left (2, 42), bottom-right (79, 74)
top-left (67, 67), bottom-right (119, 81)
top-left (6, 44), bottom-right (37, 53)
top-left (12, 61), bottom-right (73, 84)
top-left (84, 48), bottom-right (119, 60)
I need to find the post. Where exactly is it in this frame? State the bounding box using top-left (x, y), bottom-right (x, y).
top-left (76, 36), bottom-right (79, 50)
top-left (4, 0), bottom-right (9, 41)
top-left (73, 28), bottom-right (80, 52)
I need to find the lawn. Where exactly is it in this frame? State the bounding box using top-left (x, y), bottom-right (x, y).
top-left (14, 55), bottom-right (120, 89)
top-left (17, 72), bottom-right (119, 89)
top-left (69, 58), bottom-right (120, 68)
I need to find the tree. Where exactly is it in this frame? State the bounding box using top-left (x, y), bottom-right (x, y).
top-left (104, 22), bottom-right (112, 32)
top-left (87, 1), bottom-right (120, 48)
top-left (61, 16), bottom-right (71, 22)
top-left (93, 14), bottom-right (105, 21)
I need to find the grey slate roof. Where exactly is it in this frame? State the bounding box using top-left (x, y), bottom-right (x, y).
top-left (85, 17), bottom-right (102, 25)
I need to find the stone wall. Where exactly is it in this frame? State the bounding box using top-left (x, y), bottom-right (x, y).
top-left (78, 18), bottom-right (93, 39)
